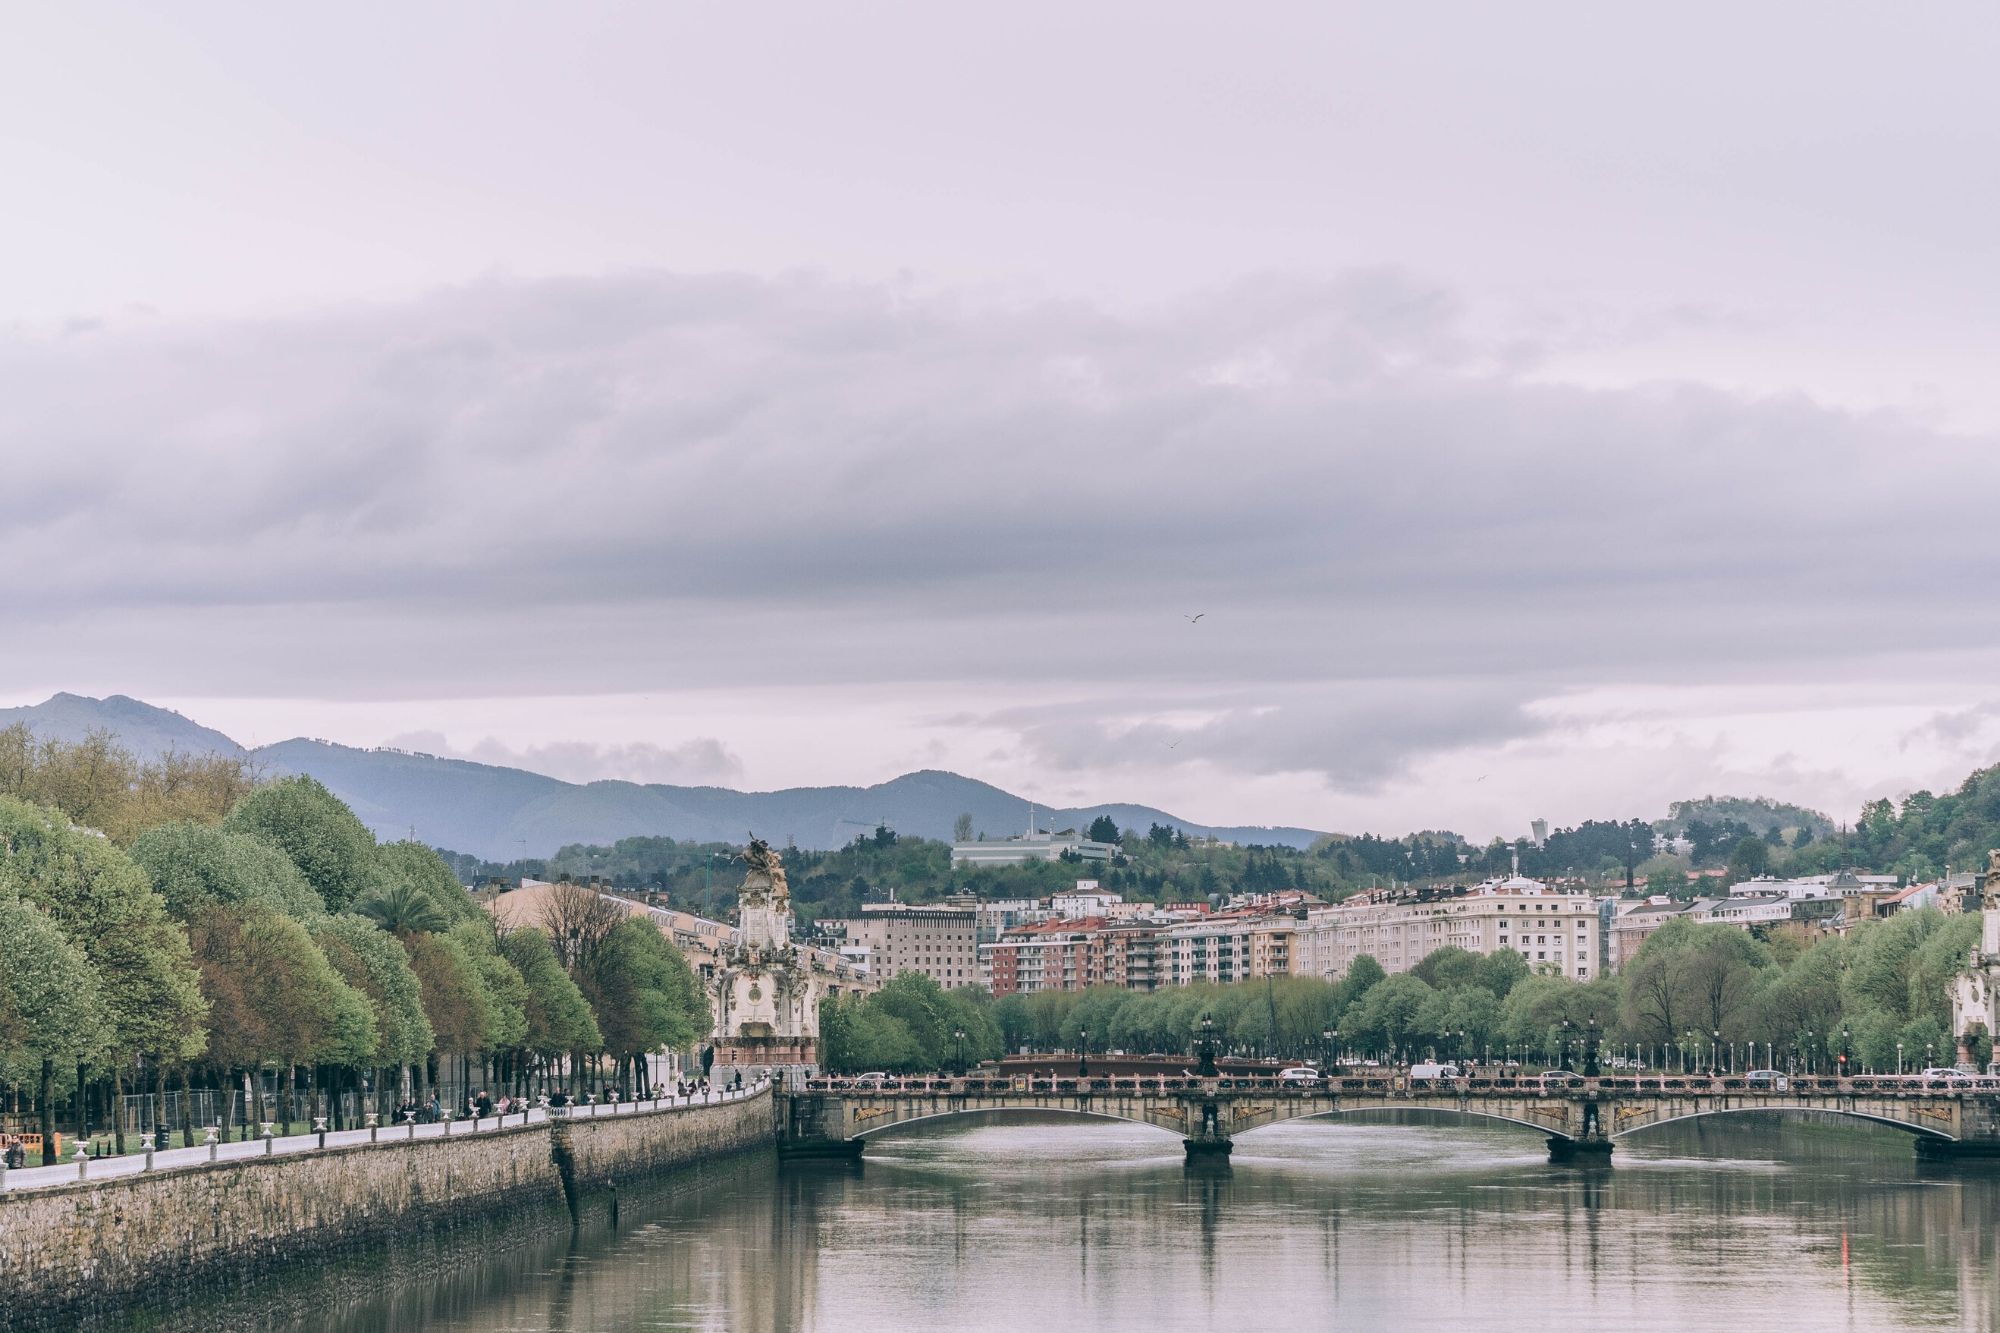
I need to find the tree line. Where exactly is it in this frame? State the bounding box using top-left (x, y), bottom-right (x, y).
top-left (0, 734), bottom-right (711, 1164)
top-left (817, 905), bottom-right (1987, 1076)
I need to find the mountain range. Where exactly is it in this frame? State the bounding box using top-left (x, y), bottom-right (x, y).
top-left (0, 693), bottom-right (1329, 858)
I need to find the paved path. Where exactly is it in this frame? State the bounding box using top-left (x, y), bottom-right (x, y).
top-left (0, 1082), bottom-right (767, 1194)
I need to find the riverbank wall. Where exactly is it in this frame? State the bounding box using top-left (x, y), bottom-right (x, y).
top-left (0, 1089), bottom-right (774, 1331)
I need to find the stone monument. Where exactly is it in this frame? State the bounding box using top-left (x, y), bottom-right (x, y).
top-left (1949, 850), bottom-right (2000, 1071)
top-left (712, 839), bottom-right (820, 1070)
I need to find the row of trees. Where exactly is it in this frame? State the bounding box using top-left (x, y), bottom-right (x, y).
top-left (0, 738), bottom-right (712, 1163)
top-left (825, 905), bottom-right (1987, 1077)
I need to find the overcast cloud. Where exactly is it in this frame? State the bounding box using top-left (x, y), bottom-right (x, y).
top-left (4, 4), bottom-right (2000, 836)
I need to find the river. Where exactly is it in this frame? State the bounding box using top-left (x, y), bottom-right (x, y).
top-left (288, 1112), bottom-right (1997, 1332)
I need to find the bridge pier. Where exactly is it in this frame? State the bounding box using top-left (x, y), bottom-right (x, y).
top-left (1546, 1136), bottom-right (1612, 1165)
top-left (1183, 1137), bottom-right (1233, 1167)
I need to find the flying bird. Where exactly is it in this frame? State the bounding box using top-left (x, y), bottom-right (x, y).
top-left (1184, 613), bottom-right (1205, 623)
top-left (1475, 775), bottom-right (1489, 783)
top-left (1165, 739), bottom-right (1182, 750)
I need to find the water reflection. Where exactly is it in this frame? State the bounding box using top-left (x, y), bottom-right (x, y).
top-left (289, 1111), bottom-right (1997, 1333)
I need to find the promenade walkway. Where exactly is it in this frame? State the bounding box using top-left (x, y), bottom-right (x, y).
top-left (0, 1079), bottom-right (769, 1194)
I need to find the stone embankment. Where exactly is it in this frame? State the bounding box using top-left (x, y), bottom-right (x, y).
top-left (0, 1087), bottom-right (773, 1330)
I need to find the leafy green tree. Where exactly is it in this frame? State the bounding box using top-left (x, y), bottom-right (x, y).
top-left (0, 893), bottom-right (106, 1162)
top-left (1471, 948), bottom-right (1529, 998)
top-left (1726, 835), bottom-right (1771, 881)
top-left (499, 927), bottom-right (601, 1065)
top-left (1349, 974), bottom-right (1434, 1059)
top-left (1411, 946), bottom-right (1482, 992)
top-left (0, 795), bottom-right (208, 1149)
top-left (584, 917), bottom-right (711, 1091)
top-left (376, 841), bottom-right (479, 924)
top-left (314, 914), bottom-right (435, 1080)
top-left (225, 776), bottom-right (381, 911)
top-left (132, 820), bottom-right (323, 920)
top-left (1337, 955), bottom-right (1387, 1008)
top-left (1087, 816), bottom-right (1121, 844)
top-left (185, 902), bottom-right (375, 1131)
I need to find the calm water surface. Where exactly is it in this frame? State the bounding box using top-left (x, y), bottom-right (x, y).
top-left (309, 1113), bottom-right (2000, 1332)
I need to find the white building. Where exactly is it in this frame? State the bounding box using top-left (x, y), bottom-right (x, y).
top-left (951, 830), bottom-right (1118, 868)
top-left (1294, 875), bottom-right (1602, 982)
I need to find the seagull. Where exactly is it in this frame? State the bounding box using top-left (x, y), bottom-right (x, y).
top-left (1475, 775), bottom-right (1489, 783)
top-left (1165, 739), bottom-right (1182, 750)
top-left (1184, 613), bottom-right (1205, 624)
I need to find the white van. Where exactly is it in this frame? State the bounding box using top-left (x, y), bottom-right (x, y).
top-left (1408, 1062), bottom-right (1461, 1081)
top-left (1277, 1066), bottom-right (1321, 1087)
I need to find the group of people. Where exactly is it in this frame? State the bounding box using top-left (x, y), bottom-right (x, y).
top-left (385, 1069), bottom-right (751, 1125)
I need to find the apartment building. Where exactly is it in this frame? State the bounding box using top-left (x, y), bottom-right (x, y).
top-left (821, 903), bottom-right (981, 989)
top-left (1296, 875), bottom-right (1602, 982)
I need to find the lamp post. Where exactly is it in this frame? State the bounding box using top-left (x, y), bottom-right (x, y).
top-left (1321, 1027), bottom-right (1334, 1072)
top-left (1078, 1028), bottom-right (1089, 1080)
top-left (1560, 1018), bottom-right (1573, 1073)
top-left (1711, 1029), bottom-right (1721, 1078)
top-left (1840, 1027), bottom-right (1851, 1080)
top-left (953, 1027), bottom-right (966, 1078)
top-left (1197, 1014), bottom-right (1219, 1079)
top-left (1329, 1027), bottom-right (1342, 1076)
top-left (1584, 1017), bottom-right (1600, 1079)
top-left (1897, 1042), bottom-right (1905, 1077)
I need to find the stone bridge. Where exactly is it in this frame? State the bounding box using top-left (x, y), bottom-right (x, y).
top-left (777, 1074), bottom-right (2000, 1165)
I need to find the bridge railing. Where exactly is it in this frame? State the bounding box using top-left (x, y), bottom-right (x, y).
top-left (801, 1071), bottom-right (2000, 1099)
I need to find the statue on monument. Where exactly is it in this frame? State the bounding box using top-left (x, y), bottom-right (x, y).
top-left (739, 836), bottom-right (791, 911)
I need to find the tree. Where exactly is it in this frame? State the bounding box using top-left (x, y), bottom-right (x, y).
top-left (1726, 835), bottom-right (1771, 882)
top-left (500, 928), bottom-right (601, 1068)
top-left (314, 914), bottom-right (435, 1091)
top-left (355, 881), bottom-right (452, 936)
top-left (0, 894), bottom-right (106, 1163)
top-left (0, 795), bottom-right (208, 1150)
top-left (953, 813), bottom-right (975, 843)
top-left (377, 841), bottom-right (479, 925)
top-left (583, 917), bottom-right (711, 1091)
top-left (225, 776), bottom-right (381, 911)
top-left (185, 902), bottom-right (376, 1132)
top-left (132, 821), bottom-right (323, 921)
top-left (1349, 974), bottom-right (1434, 1059)
top-left (1645, 865), bottom-right (1691, 901)
top-left (1087, 816), bottom-right (1121, 845)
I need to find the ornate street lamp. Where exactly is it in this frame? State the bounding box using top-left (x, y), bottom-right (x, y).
top-left (1711, 1028), bottom-right (1722, 1078)
top-left (1078, 1028), bottom-right (1090, 1079)
top-left (1584, 1017), bottom-right (1600, 1079)
top-left (1560, 1018), bottom-right (1573, 1073)
top-left (1897, 1041), bottom-right (1905, 1077)
top-left (953, 1027), bottom-right (966, 1077)
top-left (1198, 1014), bottom-right (1219, 1079)
top-left (1321, 1027), bottom-right (1334, 1071)
top-left (1839, 1027), bottom-right (1851, 1079)
top-left (1329, 1027), bottom-right (1342, 1076)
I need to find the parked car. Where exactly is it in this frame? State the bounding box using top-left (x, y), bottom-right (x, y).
top-left (851, 1072), bottom-right (891, 1090)
top-left (1278, 1066), bottom-right (1321, 1087)
top-left (1918, 1067), bottom-right (1973, 1086)
top-left (1537, 1070), bottom-right (1585, 1091)
top-left (1744, 1069), bottom-right (1789, 1090)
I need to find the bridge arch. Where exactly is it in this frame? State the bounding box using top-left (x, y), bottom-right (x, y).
top-left (1251, 1102), bottom-right (1571, 1140)
top-left (852, 1106), bottom-right (1185, 1140)
top-left (1609, 1103), bottom-right (1956, 1142)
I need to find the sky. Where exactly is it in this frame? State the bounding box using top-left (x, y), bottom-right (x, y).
top-left (6, 3), bottom-right (2000, 840)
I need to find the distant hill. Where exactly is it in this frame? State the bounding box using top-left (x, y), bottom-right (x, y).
top-left (3, 693), bottom-right (1326, 858)
top-left (0, 692), bottom-right (244, 762)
